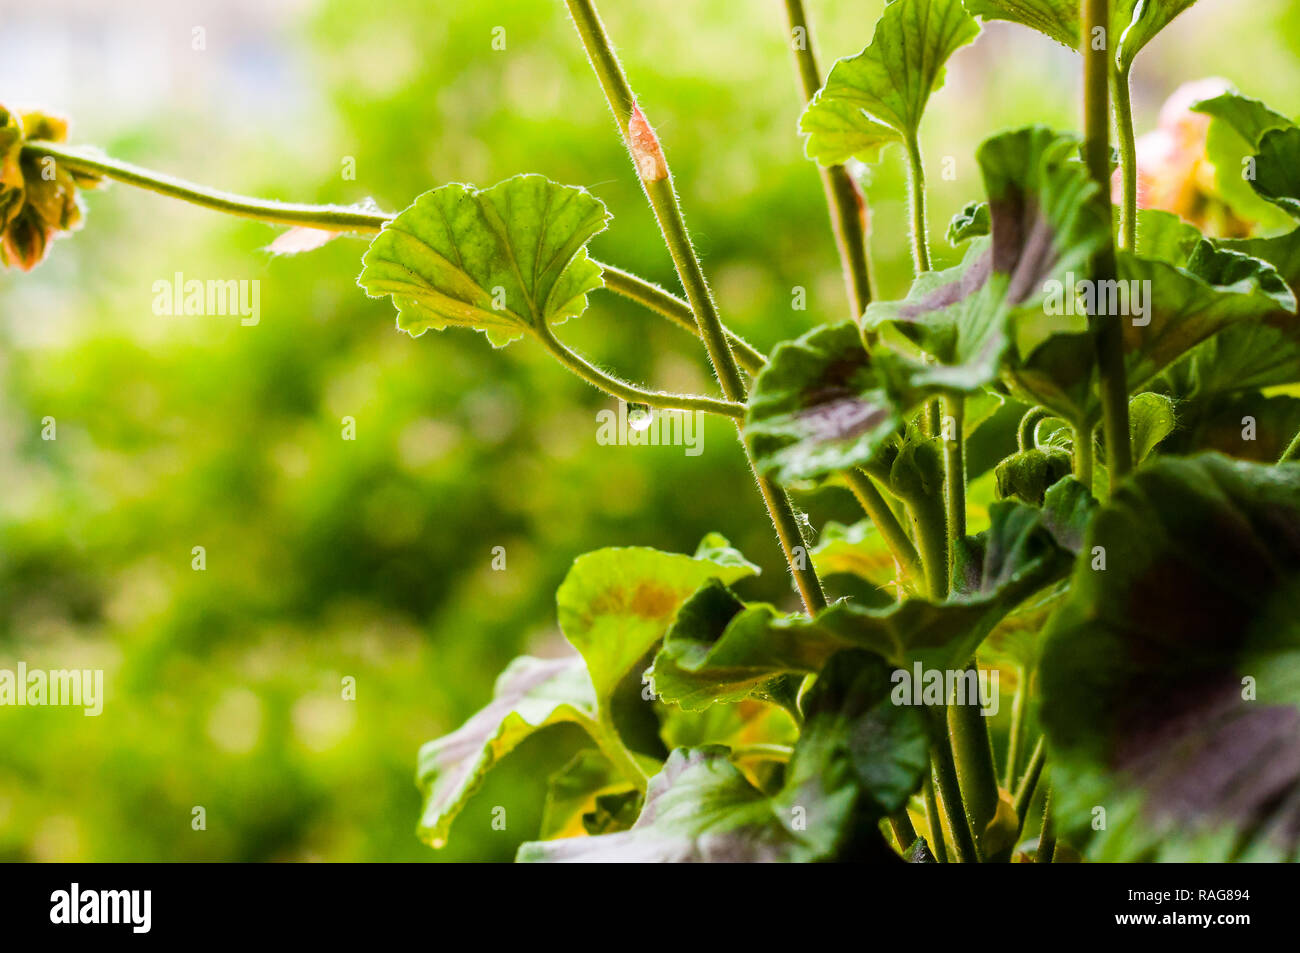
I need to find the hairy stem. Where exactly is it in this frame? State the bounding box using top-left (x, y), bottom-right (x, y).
top-left (1279, 427), bottom-right (1300, 464)
top-left (942, 395), bottom-right (966, 566)
top-left (922, 774), bottom-right (949, 863)
top-left (1113, 65), bottom-right (1139, 251)
top-left (904, 133), bottom-right (932, 274)
top-left (1013, 735), bottom-right (1046, 841)
top-left (846, 468), bottom-right (923, 582)
top-left (1017, 407), bottom-right (1052, 452)
top-left (1003, 665), bottom-right (1027, 791)
top-left (25, 142), bottom-right (767, 377)
top-left (599, 263), bottom-right (767, 375)
top-left (1082, 0), bottom-right (1133, 490)
top-left (565, 0), bottom-right (827, 614)
top-left (534, 321), bottom-right (745, 418)
top-left (909, 492), bottom-right (950, 602)
top-left (782, 0), bottom-right (873, 316)
top-left (1073, 421), bottom-right (1095, 490)
top-left (1036, 785), bottom-right (1057, 863)
top-left (929, 709), bottom-right (979, 863)
top-left (947, 665), bottom-right (999, 861)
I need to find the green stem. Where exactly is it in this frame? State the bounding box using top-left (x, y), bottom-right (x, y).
top-left (1113, 65), bottom-right (1139, 252)
top-left (1017, 407), bottom-right (1052, 452)
top-left (27, 141), bottom-right (767, 378)
top-left (24, 140), bottom-right (391, 233)
top-left (1082, 0), bottom-right (1133, 490)
top-left (534, 321), bottom-right (745, 418)
top-left (889, 811), bottom-right (919, 854)
top-left (782, 0), bottom-right (873, 317)
top-left (947, 665), bottom-right (999, 861)
top-left (904, 133), bottom-right (932, 274)
top-left (942, 395), bottom-right (966, 571)
top-left (845, 468), bottom-right (923, 582)
top-left (565, 0), bottom-right (827, 615)
top-left (1013, 735), bottom-right (1046, 840)
top-left (1073, 421), bottom-right (1095, 491)
top-left (1279, 427), bottom-right (1300, 464)
top-left (1003, 665), bottom-right (1027, 791)
top-left (908, 492), bottom-right (949, 602)
top-left (1036, 784), bottom-right (1057, 863)
top-left (929, 709), bottom-right (979, 863)
top-left (922, 774), bottom-right (949, 863)
top-left (599, 263), bottom-right (767, 375)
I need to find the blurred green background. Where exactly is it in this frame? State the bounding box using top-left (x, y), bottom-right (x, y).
top-left (1, 0), bottom-right (1298, 861)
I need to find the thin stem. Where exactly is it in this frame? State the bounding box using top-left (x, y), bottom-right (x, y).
top-left (24, 140), bottom-right (391, 232)
top-left (599, 263), bottom-right (767, 375)
top-left (1017, 407), bottom-right (1052, 452)
top-left (942, 395), bottom-right (966, 569)
top-left (922, 774), bottom-right (949, 863)
top-left (25, 142), bottom-right (769, 378)
top-left (1036, 785), bottom-right (1057, 863)
top-left (845, 468), bottom-right (923, 582)
top-left (1113, 65), bottom-right (1139, 251)
top-left (1279, 427), bottom-right (1300, 464)
top-left (782, 0), bottom-right (873, 317)
top-left (565, 0), bottom-right (828, 615)
top-left (1003, 665), bottom-right (1027, 791)
top-left (904, 133), bottom-right (932, 274)
top-left (947, 665), bottom-right (999, 861)
top-left (1083, 0), bottom-right (1133, 490)
top-left (533, 321), bottom-right (744, 418)
top-left (1013, 735), bottom-right (1046, 840)
top-left (1073, 422), bottom-right (1095, 491)
top-left (889, 811), bottom-right (919, 854)
top-left (929, 709), bottom-right (979, 863)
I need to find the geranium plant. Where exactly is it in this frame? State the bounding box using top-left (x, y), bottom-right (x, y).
top-left (6, 0), bottom-right (1300, 862)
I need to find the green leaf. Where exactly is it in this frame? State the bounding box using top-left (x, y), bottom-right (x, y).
top-left (1132, 208), bottom-right (1200, 265)
top-left (787, 649), bottom-right (929, 818)
top-left (947, 200), bottom-right (990, 244)
top-left (811, 519), bottom-right (911, 594)
top-left (1128, 391), bottom-right (1176, 462)
top-left (1164, 391), bottom-right (1300, 463)
top-left (521, 651), bottom-right (925, 863)
top-left (963, 1), bottom-right (1200, 67)
top-left (1040, 454), bottom-right (1300, 861)
top-left (1191, 90), bottom-right (1294, 151)
top-left (1112, 1), bottom-right (1199, 72)
top-left (962, 0), bottom-right (1078, 47)
top-left (539, 749), bottom-right (631, 840)
top-left (800, 0), bottom-right (979, 165)
top-left (864, 127), bottom-right (1108, 405)
top-left (1006, 246), bottom-right (1295, 427)
top-left (744, 321), bottom-right (905, 483)
top-left (357, 174), bottom-right (610, 347)
top-left (556, 538), bottom-right (759, 719)
top-left (1252, 126), bottom-right (1300, 219)
top-left (1166, 229), bottom-right (1300, 398)
top-left (416, 655), bottom-right (599, 848)
top-left (994, 447), bottom-right (1073, 506)
top-left (653, 498), bottom-right (1078, 708)
top-left (1195, 89), bottom-right (1298, 231)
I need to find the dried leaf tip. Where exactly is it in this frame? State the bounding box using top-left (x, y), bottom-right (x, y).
top-left (627, 104), bottom-right (667, 183)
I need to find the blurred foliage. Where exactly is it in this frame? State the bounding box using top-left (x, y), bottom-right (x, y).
top-left (1, 0), bottom-right (1299, 861)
